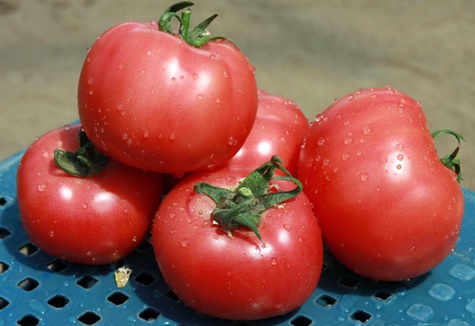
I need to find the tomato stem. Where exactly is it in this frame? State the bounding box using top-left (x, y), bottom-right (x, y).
top-left (158, 1), bottom-right (226, 47)
top-left (54, 127), bottom-right (108, 177)
top-left (194, 156), bottom-right (302, 242)
top-left (431, 129), bottom-right (465, 183)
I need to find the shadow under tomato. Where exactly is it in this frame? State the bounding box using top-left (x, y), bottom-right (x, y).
top-left (315, 248), bottom-right (432, 300)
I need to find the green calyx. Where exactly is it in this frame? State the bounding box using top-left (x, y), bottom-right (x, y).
top-left (54, 127), bottom-right (108, 177)
top-left (158, 1), bottom-right (226, 47)
top-left (194, 156), bottom-right (303, 243)
top-left (432, 129), bottom-right (465, 183)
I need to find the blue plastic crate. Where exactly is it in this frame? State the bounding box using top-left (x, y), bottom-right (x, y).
top-left (1, 149), bottom-right (475, 326)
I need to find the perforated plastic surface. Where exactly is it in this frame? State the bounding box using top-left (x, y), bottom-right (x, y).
top-left (1, 149), bottom-right (475, 326)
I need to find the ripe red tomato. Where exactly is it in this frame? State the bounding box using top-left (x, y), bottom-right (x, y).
top-left (77, 4), bottom-right (258, 174)
top-left (226, 89), bottom-right (309, 175)
top-left (151, 159), bottom-right (323, 320)
top-left (298, 87), bottom-right (464, 281)
top-left (17, 124), bottom-right (163, 265)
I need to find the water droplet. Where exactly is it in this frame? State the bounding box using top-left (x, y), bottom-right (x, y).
top-left (314, 114), bottom-right (324, 123)
top-left (396, 143), bottom-right (404, 151)
top-left (37, 184), bottom-right (47, 192)
top-left (283, 224), bottom-right (291, 231)
top-left (207, 163), bottom-right (216, 170)
top-left (180, 240), bottom-right (188, 248)
top-left (397, 154), bottom-right (404, 161)
top-left (344, 138), bottom-right (353, 145)
top-left (118, 63), bottom-right (125, 70)
top-left (87, 76), bottom-right (94, 85)
top-left (270, 258), bottom-right (277, 266)
top-left (396, 164), bottom-right (402, 170)
top-left (341, 152), bottom-right (350, 161)
top-left (197, 94), bottom-right (203, 100)
top-left (466, 299), bottom-right (475, 314)
top-left (410, 245), bottom-right (416, 252)
top-left (361, 173), bottom-right (369, 182)
top-left (169, 133), bottom-right (176, 140)
top-left (49, 230), bottom-right (55, 238)
top-left (147, 50), bottom-right (152, 56)
top-left (228, 136), bottom-right (235, 145)
top-left (362, 126), bottom-right (372, 135)
top-left (317, 137), bottom-right (325, 146)
top-left (223, 71), bottom-right (228, 78)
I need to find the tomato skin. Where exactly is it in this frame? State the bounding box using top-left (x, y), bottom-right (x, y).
top-left (78, 21), bottom-right (258, 174)
top-left (226, 89), bottom-right (309, 175)
top-left (298, 87), bottom-right (464, 281)
top-left (151, 168), bottom-right (323, 320)
top-left (17, 124), bottom-right (163, 265)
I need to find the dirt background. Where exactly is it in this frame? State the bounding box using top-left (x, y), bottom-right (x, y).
top-left (1, 0), bottom-right (474, 189)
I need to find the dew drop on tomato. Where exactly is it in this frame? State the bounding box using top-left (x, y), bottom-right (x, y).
top-left (361, 173), bottom-right (369, 182)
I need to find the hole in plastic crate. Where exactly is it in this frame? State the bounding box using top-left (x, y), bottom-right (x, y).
top-left (138, 307), bottom-right (160, 322)
top-left (78, 311), bottom-right (101, 325)
top-left (0, 227), bottom-right (11, 240)
top-left (47, 294), bottom-right (70, 309)
top-left (77, 275), bottom-right (99, 289)
top-left (47, 259), bottom-right (69, 273)
top-left (165, 289), bottom-right (180, 302)
top-left (136, 240), bottom-right (152, 253)
top-left (107, 291), bottom-right (129, 306)
top-left (17, 277), bottom-right (39, 291)
top-left (18, 243), bottom-right (39, 256)
top-left (17, 315), bottom-right (40, 326)
top-left (373, 290), bottom-right (393, 302)
top-left (321, 262), bottom-right (328, 272)
top-left (0, 297), bottom-right (10, 310)
top-left (0, 197), bottom-right (6, 206)
top-left (291, 315), bottom-right (313, 326)
top-left (315, 294), bottom-right (337, 308)
top-left (338, 274), bottom-right (362, 289)
top-left (135, 271), bottom-right (156, 286)
top-left (350, 310), bottom-right (371, 323)
top-left (0, 261), bottom-right (9, 273)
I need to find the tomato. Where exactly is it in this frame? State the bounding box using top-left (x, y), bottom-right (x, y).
top-left (226, 89), bottom-right (309, 175)
top-left (298, 86), bottom-right (464, 281)
top-left (151, 157), bottom-right (322, 320)
top-left (17, 124), bottom-right (163, 265)
top-left (77, 3), bottom-right (258, 174)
